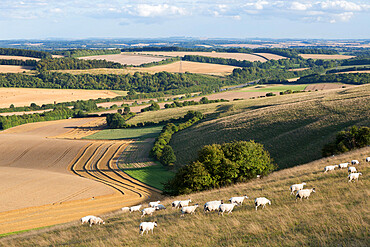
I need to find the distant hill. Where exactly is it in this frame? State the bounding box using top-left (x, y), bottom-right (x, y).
top-left (170, 85), bottom-right (370, 169)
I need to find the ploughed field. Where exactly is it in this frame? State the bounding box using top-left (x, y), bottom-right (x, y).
top-left (0, 118), bottom-right (160, 235)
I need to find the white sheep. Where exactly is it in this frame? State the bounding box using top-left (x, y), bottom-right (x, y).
top-left (348, 173), bottom-right (362, 182)
top-left (141, 207), bottom-right (158, 217)
top-left (348, 167), bottom-right (357, 173)
top-left (88, 217), bottom-right (105, 227)
top-left (338, 163), bottom-right (349, 169)
top-left (255, 197), bottom-right (271, 210)
top-left (324, 165), bottom-right (338, 172)
top-left (229, 195), bottom-right (249, 205)
top-left (149, 201), bottom-right (161, 208)
top-left (155, 204), bottom-right (166, 210)
top-left (180, 204), bottom-right (199, 217)
top-left (296, 188), bottom-right (316, 202)
top-left (172, 200), bottom-right (181, 208)
top-left (80, 215), bottom-right (95, 225)
top-left (129, 205), bottom-right (142, 213)
top-left (366, 157), bottom-right (370, 162)
top-left (351, 160), bottom-right (359, 165)
top-left (219, 203), bottom-right (237, 216)
top-left (121, 207), bottom-right (130, 212)
top-left (290, 183), bottom-right (306, 195)
top-left (179, 199), bottom-right (192, 208)
top-left (139, 221), bottom-right (157, 236)
top-left (204, 200), bottom-right (223, 212)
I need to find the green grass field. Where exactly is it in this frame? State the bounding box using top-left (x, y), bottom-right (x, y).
top-left (170, 84), bottom-right (370, 170)
top-left (123, 164), bottom-right (175, 190)
top-left (240, 84), bottom-right (308, 92)
top-left (110, 90), bottom-right (128, 96)
top-left (83, 126), bottom-right (163, 140)
top-left (3, 148), bottom-right (368, 246)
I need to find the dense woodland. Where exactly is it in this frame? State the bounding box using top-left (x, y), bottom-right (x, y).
top-left (36, 58), bottom-right (124, 71)
top-left (51, 49), bottom-right (121, 57)
top-left (0, 59), bottom-right (37, 67)
top-left (0, 48), bottom-right (51, 59)
top-left (296, 73), bottom-right (370, 85)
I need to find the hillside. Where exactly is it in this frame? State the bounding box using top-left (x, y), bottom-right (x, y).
top-left (1, 147), bottom-right (368, 246)
top-left (170, 84), bottom-right (370, 169)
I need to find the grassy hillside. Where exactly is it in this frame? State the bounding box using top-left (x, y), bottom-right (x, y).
top-left (1, 147), bottom-right (368, 246)
top-left (170, 85), bottom-right (370, 169)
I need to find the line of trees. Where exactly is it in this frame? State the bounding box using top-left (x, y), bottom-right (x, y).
top-left (163, 140), bottom-right (275, 195)
top-left (52, 49), bottom-right (121, 58)
top-left (0, 59), bottom-right (37, 67)
top-left (0, 48), bottom-right (51, 59)
top-left (164, 97), bottom-right (228, 108)
top-left (296, 73), bottom-right (370, 85)
top-left (326, 66), bottom-right (370, 74)
top-left (36, 58), bottom-right (124, 71)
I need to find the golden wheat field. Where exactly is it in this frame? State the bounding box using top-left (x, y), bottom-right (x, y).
top-left (0, 65), bottom-right (34, 73)
top-left (0, 88), bottom-right (120, 108)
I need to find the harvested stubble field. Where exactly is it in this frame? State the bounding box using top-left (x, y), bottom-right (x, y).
top-left (304, 83), bottom-right (348, 91)
top-left (299, 54), bottom-right (355, 60)
top-left (1, 147), bottom-right (368, 246)
top-left (79, 53), bottom-right (168, 66)
top-left (0, 88), bottom-right (120, 108)
top-left (135, 51), bottom-right (269, 62)
top-left (170, 85), bottom-right (370, 169)
top-left (0, 118), bottom-right (161, 235)
top-left (0, 65), bottom-right (34, 73)
top-left (0, 55), bottom-right (40, 61)
top-left (253, 53), bottom-right (286, 60)
top-left (0, 109), bottom-right (53, 117)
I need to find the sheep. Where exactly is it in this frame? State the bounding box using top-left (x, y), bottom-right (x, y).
top-left (348, 173), bottom-right (362, 182)
top-left (121, 207), bottom-right (130, 213)
top-left (219, 203), bottom-right (237, 216)
top-left (255, 197), bottom-right (271, 210)
top-left (88, 217), bottom-right (105, 227)
top-left (338, 162), bottom-right (349, 169)
top-left (141, 207), bottom-right (158, 217)
top-left (155, 204), bottom-right (166, 210)
top-left (290, 183), bottom-right (306, 195)
top-left (324, 165), bottom-right (338, 172)
top-left (229, 195), bottom-right (249, 205)
top-left (80, 215), bottom-right (95, 225)
top-left (351, 160), bottom-right (359, 165)
top-left (139, 221), bottom-right (157, 236)
top-left (172, 200), bottom-right (181, 208)
top-left (366, 157), bottom-right (370, 162)
top-left (348, 167), bottom-right (357, 173)
top-left (179, 199), bottom-right (192, 208)
top-left (180, 204), bottom-right (199, 217)
top-left (129, 205), bottom-right (142, 213)
top-left (204, 200), bottom-right (223, 213)
top-left (296, 188), bottom-right (316, 202)
top-left (149, 201), bottom-right (160, 208)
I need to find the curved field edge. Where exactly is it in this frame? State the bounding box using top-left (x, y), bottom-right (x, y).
top-left (170, 84), bottom-right (370, 169)
top-left (1, 147), bottom-right (368, 246)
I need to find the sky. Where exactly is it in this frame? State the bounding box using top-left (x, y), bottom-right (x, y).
top-left (0, 0), bottom-right (369, 40)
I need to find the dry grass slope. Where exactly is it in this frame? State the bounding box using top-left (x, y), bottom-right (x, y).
top-left (1, 147), bottom-right (368, 246)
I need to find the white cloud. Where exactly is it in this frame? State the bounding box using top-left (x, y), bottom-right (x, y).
top-left (134, 4), bottom-right (186, 17)
top-left (321, 1), bottom-right (363, 11)
top-left (290, 2), bottom-right (312, 11)
top-left (331, 11), bottom-right (354, 22)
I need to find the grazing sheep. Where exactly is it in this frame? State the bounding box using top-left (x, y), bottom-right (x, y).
top-left (324, 165), bottom-right (338, 173)
top-left (139, 221), bottom-right (157, 236)
top-left (155, 204), bottom-right (166, 210)
top-left (351, 160), bottom-right (359, 165)
top-left (290, 183), bottom-right (306, 195)
top-left (348, 173), bottom-right (362, 182)
top-left (129, 205), bottom-right (142, 213)
top-left (88, 217), bottom-right (105, 227)
top-left (80, 215), bottom-right (95, 225)
top-left (180, 204), bottom-right (199, 217)
top-left (179, 199), bottom-right (192, 208)
top-left (204, 200), bottom-right (223, 212)
top-left (172, 201), bottom-right (181, 208)
top-left (255, 197), bottom-right (271, 210)
top-left (338, 163), bottom-right (349, 169)
top-left (219, 203), bottom-right (237, 216)
top-left (141, 207), bottom-right (158, 217)
top-left (348, 167), bottom-right (357, 173)
top-left (149, 201), bottom-right (161, 208)
top-left (229, 195), bottom-right (249, 205)
top-left (121, 207), bottom-right (130, 212)
top-left (296, 188), bottom-right (316, 202)
top-left (366, 157), bottom-right (370, 162)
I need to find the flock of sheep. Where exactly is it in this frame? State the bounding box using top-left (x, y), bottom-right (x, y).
top-left (80, 157), bottom-right (368, 236)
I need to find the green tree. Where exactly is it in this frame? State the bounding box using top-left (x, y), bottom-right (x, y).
top-left (160, 145), bottom-right (176, 166)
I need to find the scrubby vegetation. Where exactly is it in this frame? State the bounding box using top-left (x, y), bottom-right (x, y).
top-left (163, 140), bottom-right (275, 195)
top-left (322, 126), bottom-right (370, 156)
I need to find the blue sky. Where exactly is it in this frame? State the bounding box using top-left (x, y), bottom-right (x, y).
top-left (0, 0), bottom-right (369, 40)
